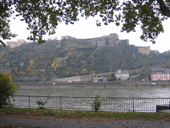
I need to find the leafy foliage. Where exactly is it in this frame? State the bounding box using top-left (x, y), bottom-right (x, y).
top-left (36, 100), bottom-right (47, 109)
top-left (0, 73), bottom-right (18, 108)
top-left (81, 68), bottom-right (88, 75)
top-left (0, 0), bottom-right (170, 46)
top-left (37, 96), bottom-right (51, 109)
top-left (36, 96), bottom-right (51, 109)
top-left (108, 73), bottom-right (117, 81)
top-left (91, 95), bottom-right (102, 112)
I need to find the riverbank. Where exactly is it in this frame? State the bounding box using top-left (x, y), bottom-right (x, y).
top-left (1, 108), bottom-right (170, 128)
top-left (1, 108), bottom-right (170, 122)
top-left (19, 84), bottom-right (168, 89)
top-left (2, 108), bottom-right (170, 127)
top-left (16, 80), bottom-right (170, 87)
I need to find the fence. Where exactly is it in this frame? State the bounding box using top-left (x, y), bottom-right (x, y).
top-left (9, 95), bottom-right (170, 112)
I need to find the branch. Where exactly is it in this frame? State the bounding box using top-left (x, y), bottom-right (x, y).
top-left (157, 0), bottom-right (170, 17)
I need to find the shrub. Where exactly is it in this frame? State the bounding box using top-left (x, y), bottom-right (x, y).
top-left (91, 95), bottom-right (102, 112)
top-left (0, 73), bottom-right (19, 108)
top-left (36, 96), bottom-right (50, 109)
top-left (36, 100), bottom-right (47, 109)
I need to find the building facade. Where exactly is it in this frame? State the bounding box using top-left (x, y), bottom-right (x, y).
top-left (115, 69), bottom-right (129, 80)
top-left (17, 39), bottom-right (26, 45)
top-left (137, 46), bottom-right (150, 55)
top-left (61, 36), bottom-right (76, 40)
top-left (151, 68), bottom-right (170, 81)
top-left (6, 39), bottom-right (26, 48)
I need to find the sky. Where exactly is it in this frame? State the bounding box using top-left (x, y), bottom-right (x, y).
top-left (7, 16), bottom-right (170, 53)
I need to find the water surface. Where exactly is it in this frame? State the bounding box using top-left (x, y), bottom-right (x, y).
top-left (17, 86), bottom-right (170, 98)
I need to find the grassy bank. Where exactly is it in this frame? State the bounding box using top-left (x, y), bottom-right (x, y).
top-left (1, 108), bottom-right (170, 120)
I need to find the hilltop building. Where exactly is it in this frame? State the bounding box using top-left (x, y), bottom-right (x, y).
top-left (60, 33), bottom-right (130, 47)
top-left (110, 33), bottom-right (119, 39)
top-left (6, 39), bottom-right (26, 48)
top-left (151, 68), bottom-right (170, 81)
top-left (121, 39), bottom-right (129, 45)
top-left (87, 33), bottom-right (121, 47)
top-left (17, 39), bottom-right (25, 45)
top-left (115, 69), bottom-right (129, 80)
top-left (102, 35), bottom-right (110, 37)
top-left (61, 35), bottom-right (76, 40)
top-left (6, 41), bottom-right (18, 48)
top-left (137, 46), bottom-right (150, 55)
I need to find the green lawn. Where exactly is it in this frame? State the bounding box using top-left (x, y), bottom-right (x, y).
top-left (1, 108), bottom-right (170, 120)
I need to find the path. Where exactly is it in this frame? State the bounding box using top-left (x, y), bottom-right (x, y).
top-left (1, 117), bottom-right (170, 128)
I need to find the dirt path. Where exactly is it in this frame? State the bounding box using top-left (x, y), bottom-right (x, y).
top-left (0, 114), bottom-right (116, 124)
top-left (1, 115), bottom-right (170, 128)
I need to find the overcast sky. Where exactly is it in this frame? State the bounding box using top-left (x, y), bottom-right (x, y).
top-left (7, 16), bottom-right (170, 53)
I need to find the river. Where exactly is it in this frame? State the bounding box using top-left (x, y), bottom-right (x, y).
top-left (13, 85), bottom-right (170, 112)
top-left (17, 85), bottom-right (170, 98)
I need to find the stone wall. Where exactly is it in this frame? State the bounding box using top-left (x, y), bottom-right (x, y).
top-left (53, 72), bottom-right (114, 82)
top-left (16, 80), bottom-right (170, 87)
top-left (123, 80), bottom-right (170, 85)
top-left (137, 46), bottom-right (150, 55)
top-left (86, 33), bottom-right (120, 47)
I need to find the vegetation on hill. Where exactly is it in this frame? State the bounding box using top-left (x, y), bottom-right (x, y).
top-left (1, 39), bottom-right (170, 82)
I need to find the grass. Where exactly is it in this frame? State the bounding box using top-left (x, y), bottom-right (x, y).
top-left (1, 108), bottom-right (170, 120)
top-left (1, 108), bottom-right (170, 128)
top-left (0, 124), bottom-right (33, 128)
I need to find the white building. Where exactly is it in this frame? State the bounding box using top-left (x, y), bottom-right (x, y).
top-left (115, 69), bottom-right (129, 80)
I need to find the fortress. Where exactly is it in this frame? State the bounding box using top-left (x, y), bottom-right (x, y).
top-left (88, 33), bottom-right (122, 46)
top-left (61, 33), bottom-right (150, 54)
top-left (61, 33), bottom-right (129, 47)
top-left (137, 46), bottom-right (150, 55)
top-left (6, 39), bottom-right (26, 48)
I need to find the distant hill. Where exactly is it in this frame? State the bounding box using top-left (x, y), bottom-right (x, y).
top-left (0, 35), bottom-right (170, 82)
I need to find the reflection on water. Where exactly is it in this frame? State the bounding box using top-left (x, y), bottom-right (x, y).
top-left (18, 86), bottom-right (170, 98)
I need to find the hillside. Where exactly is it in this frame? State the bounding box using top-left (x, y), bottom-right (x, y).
top-left (0, 37), bottom-right (170, 82)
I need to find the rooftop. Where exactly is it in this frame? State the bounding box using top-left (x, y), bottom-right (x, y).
top-left (152, 68), bottom-right (170, 74)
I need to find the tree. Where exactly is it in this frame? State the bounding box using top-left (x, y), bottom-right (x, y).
top-left (108, 73), bottom-right (117, 81)
top-left (107, 74), bottom-right (114, 81)
top-left (91, 95), bottom-right (102, 112)
top-left (0, 73), bottom-right (19, 107)
top-left (81, 68), bottom-right (88, 75)
top-left (1, 0), bottom-right (170, 47)
top-left (18, 71), bottom-right (26, 76)
top-left (105, 40), bottom-right (109, 46)
top-left (27, 66), bottom-right (32, 74)
top-left (13, 67), bottom-right (18, 74)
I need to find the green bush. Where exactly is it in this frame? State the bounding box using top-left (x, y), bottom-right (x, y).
top-left (0, 73), bottom-right (19, 108)
top-left (36, 96), bottom-right (51, 109)
top-left (36, 100), bottom-right (47, 109)
top-left (91, 95), bottom-right (102, 112)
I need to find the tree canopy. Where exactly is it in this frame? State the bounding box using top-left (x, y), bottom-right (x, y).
top-left (1, 0), bottom-right (170, 47)
top-left (0, 72), bottom-right (18, 107)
